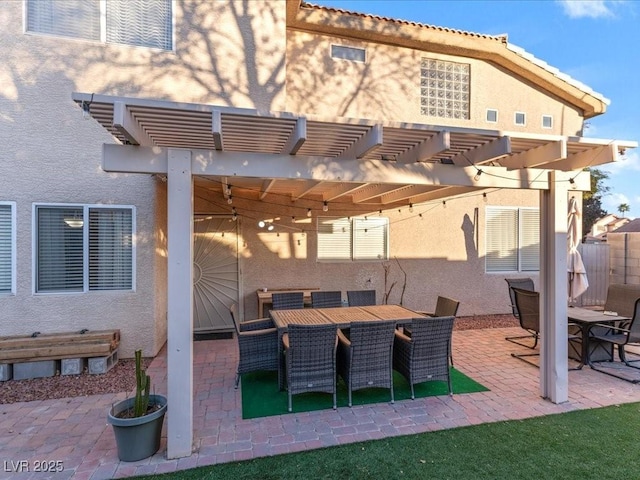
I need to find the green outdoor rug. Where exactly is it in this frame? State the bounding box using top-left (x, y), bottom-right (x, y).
top-left (241, 368), bottom-right (489, 419)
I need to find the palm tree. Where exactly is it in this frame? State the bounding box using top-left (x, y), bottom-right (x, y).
top-left (618, 203), bottom-right (630, 217)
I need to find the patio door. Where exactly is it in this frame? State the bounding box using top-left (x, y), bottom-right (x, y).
top-left (192, 215), bottom-right (239, 332)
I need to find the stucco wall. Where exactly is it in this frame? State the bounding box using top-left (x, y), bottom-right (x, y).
top-left (286, 31), bottom-right (584, 135)
top-left (194, 186), bottom-right (540, 320)
top-left (0, 0), bottom-right (287, 357)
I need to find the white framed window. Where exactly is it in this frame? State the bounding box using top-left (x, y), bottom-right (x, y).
top-left (317, 216), bottom-right (388, 262)
top-left (486, 109), bottom-right (498, 123)
top-left (34, 204), bottom-right (136, 293)
top-left (0, 202), bottom-right (16, 295)
top-left (515, 112), bottom-right (526, 126)
top-left (542, 115), bottom-right (553, 129)
top-left (485, 207), bottom-right (539, 272)
top-left (330, 44), bottom-right (366, 63)
top-left (25, 0), bottom-right (173, 51)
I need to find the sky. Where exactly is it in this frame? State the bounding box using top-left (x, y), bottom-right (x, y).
top-left (314, 0), bottom-right (640, 219)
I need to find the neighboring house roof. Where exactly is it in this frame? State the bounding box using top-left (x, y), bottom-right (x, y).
top-left (288, 0), bottom-right (609, 118)
top-left (611, 218), bottom-right (640, 233)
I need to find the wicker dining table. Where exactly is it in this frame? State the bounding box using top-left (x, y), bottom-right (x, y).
top-left (270, 305), bottom-right (425, 388)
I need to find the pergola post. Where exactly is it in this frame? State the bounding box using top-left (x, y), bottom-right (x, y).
top-left (539, 171), bottom-right (569, 403)
top-left (166, 148), bottom-right (194, 458)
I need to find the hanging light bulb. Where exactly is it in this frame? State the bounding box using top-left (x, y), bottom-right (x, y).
top-left (227, 195), bottom-right (233, 205)
top-left (409, 203), bottom-right (414, 213)
top-left (442, 200), bottom-right (447, 208)
top-left (258, 220), bottom-right (265, 228)
top-left (483, 192), bottom-right (488, 203)
top-left (474, 169), bottom-right (483, 182)
top-left (231, 207), bottom-right (237, 221)
top-left (323, 201), bottom-right (328, 212)
top-left (291, 216), bottom-right (296, 223)
top-left (306, 208), bottom-right (312, 218)
top-left (225, 185), bottom-right (232, 196)
top-left (267, 223), bottom-right (274, 231)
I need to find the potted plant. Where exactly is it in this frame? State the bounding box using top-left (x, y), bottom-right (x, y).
top-left (107, 350), bottom-right (167, 462)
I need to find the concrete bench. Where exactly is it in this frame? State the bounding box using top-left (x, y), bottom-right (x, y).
top-left (0, 329), bottom-right (120, 381)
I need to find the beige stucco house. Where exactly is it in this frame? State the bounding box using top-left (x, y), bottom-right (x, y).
top-left (1, 0), bottom-right (636, 458)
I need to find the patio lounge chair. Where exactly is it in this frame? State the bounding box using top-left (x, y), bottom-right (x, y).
top-left (337, 320), bottom-right (396, 407)
top-left (272, 291), bottom-right (304, 310)
top-left (229, 303), bottom-right (279, 388)
top-left (283, 323), bottom-right (338, 412)
top-left (393, 316), bottom-right (455, 399)
top-left (589, 297), bottom-right (640, 383)
top-left (311, 290), bottom-right (343, 308)
top-left (505, 278), bottom-right (537, 348)
top-left (347, 289), bottom-right (376, 306)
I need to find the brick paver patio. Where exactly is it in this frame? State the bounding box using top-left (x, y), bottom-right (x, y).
top-left (3, 326), bottom-right (640, 479)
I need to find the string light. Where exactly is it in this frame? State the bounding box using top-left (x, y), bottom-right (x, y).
top-left (409, 203), bottom-right (414, 213)
top-left (258, 220), bottom-right (266, 228)
top-left (307, 208), bottom-right (312, 217)
top-left (291, 216), bottom-right (296, 223)
top-left (231, 207), bottom-right (237, 221)
top-left (483, 192), bottom-right (488, 203)
top-left (227, 195), bottom-right (233, 205)
top-left (442, 200), bottom-right (447, 208)
top-left (569, 177), bottom-right (575, 185)
top-left (474, 169), bottom-right (483, 181)
top-left (267, 224), bottom-right (274, 231)
top-left (323, 201), bottom-right (329, 212)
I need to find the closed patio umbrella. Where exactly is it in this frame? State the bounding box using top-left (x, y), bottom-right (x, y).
top-left (568, 197), bottom-right (589, 302)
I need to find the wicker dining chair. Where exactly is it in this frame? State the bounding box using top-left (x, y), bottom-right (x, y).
top-left (283, 323), bottom-right (338, 412)
top-left (393, 316), bottom-right (455, 399)
top-left (413, 296), bottom-right (460, 366)
top-left (311, 290), bottom-right (343, 308)
top-left (347, 289), bottom-right (376, 306)
top-left (272, 292), bottom-right (304, 310)
top-left (337, 320), bottom-right (397, 407)
top-left (505, 278), bottom-right (537, 348)
top-left (229, 303), bottom-right (279, 389)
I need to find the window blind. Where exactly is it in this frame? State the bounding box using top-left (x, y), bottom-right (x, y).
top-left (0, 204), bottom-right (13, 293)
top-left (89, 208), bottom-right (133, 290)
top-left (520, 209), bottom-right (540, 271)
top-left (37, 207), bottom-right (84, 292)
top-left (317, 217), bottom-right (351, 261)
top-left (485, 208), bottom-right (518, 272)
top-left (106, 0), bottom-right (172, 50)
top-left (26, 0), bottom-right (100, 41)
top-left (353, 217), bottom-right (388, 260)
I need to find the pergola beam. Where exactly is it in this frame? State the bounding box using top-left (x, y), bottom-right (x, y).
top-left (501, 140), bottom-right (566, 170)
top-left (449, 136), bottom-right (511, 166)
top-left (113, 102), bottom-right (154, 146)
top-left (544, 144), bottom-right (616, 171)
top-left (336, 124), bottom-right (383, 159)
top-left (281, 117), bottom-right (307, 155)
top-left (103, 144), bottom-right (591, 191)
top-left (396, 130), bottom-right (450, 164)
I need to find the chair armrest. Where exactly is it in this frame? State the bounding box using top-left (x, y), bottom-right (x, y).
top-left (238, 327), bottom-right (277, 339)
top-left (394, 329), bottom-right (411, 344)
top-left (240, 318), bottom-right (275, 332)
top-left (337, 329), bottom-right (351, 347)
top-left (589, 323), bottom-right (631, 335)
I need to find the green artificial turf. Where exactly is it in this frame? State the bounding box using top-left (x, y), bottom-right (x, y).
top-left (241, 368), bottom-right (489, 419)
top-left (135, 402), bottom-right (640, 480)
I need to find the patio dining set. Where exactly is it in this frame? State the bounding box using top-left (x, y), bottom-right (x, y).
top-left (506, 279), bottom-right (640, 383)
top-left (230, 290), bottom-right (460, 412)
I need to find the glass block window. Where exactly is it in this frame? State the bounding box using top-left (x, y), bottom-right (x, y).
top-left (420, 58), bottom-right (470, 120)
top-left (331, 45), bottom-right (366, 63)
top-left (542, 115), bottom-right (553, 129)
top-left (318, 217), bottom-right (388, 262)
top-left (26, 0), bottom-right (173, 51)
top-left (35, 204), bottom-right (135, 293)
